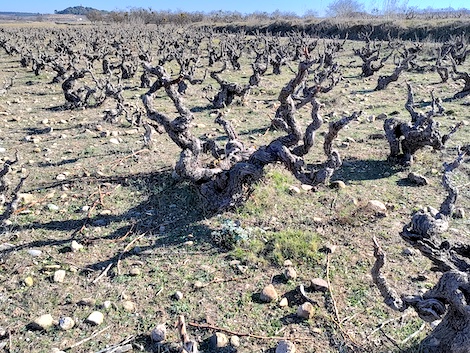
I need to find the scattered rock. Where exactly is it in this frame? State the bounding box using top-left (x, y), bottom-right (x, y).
top-left (193, 280), bottom-right (204, 289)
top-left (210, 332), bottom-right (229, 348)
top-left (296, 302), bottom-right (315, 320)
top-left (454, 208), bottom-right (465, 219)
top-left (18, 193), bottom-right (35, 204)
top-left (279, 297), bottom-right (289, 308)
top-left (300, 184), bottom-right (313, 191)
top-left (260, 284), bottom-right (278, 302)
top-left (283, 259), bottom-right (293, 267)
top-left (47, 203), bottom-right (59, 211)
top-left (310, 278), bottom-right (329, 292)
top-left (58, 317), bottom-right (75, 330)
top-left (109, 138), bottom-right (120, 145)
top-left (288, 185), bottom-right (300, 195)
top-left (366, 200), bottom-right (387, 213)
top-left (402, 247), bottom-right (414, 256)
top-left (53, 270), bottom-right (66, 283)
top-left (276, 340), bottom-right (296, 353)
top-left (174, 291), bottom-right (183, 301)
top-left (151, 324), bottom-right (167, 342)
top-left (230, 335), bottom-right (240, 347)
top-left (407, 172), bottom-right (428, 186)
top-left (70, 240), bottom-right (84, 252)
top-left (129, 267), bottom-right (141, 276)
top-left (27, 249), bottom-right (42, 257)
top-left (376, 113), bottom-right (387, 120)
top-left (102, 301), bottom-right (112, 310)
top-left (31, 314), bottom-right (54, 330)
top-left (86, 311), bottom-right (104, 326)
top-left (283, 267), bottom-right (297, 281)
top-left (330, 180), bottom-right (346, 189)
top-left (56, 174), bottom-right (67, 181)
top-left (122, 301), bottom-right (135, 312)
top-left (24, 276), bottom-right (34, 287)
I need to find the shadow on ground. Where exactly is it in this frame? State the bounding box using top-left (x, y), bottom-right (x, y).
top-left (0, 168), bottom-right (221, 271)
top-left (331, 158), bottom-right (402, 182)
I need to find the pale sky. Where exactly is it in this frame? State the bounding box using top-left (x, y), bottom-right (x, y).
top-left (1, 0), bottom-right (468, 17)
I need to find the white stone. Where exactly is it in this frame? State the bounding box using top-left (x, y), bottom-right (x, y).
top-left (210, 332), bottom-right (229, 348)
top-left (58, 317), bottom-right (75, 330)
top-left (53, 270), bottom-right (66, 283)
top-left (122, 301), bottom-right (135, 312)
top-left (27, 249), bottom-right (42, 257)
top-left (230, 335), bottom-right (240, 347)
top-left (47, 204), bottom-right (59, 211)
top-left (70, 240), bottom-right (84, 252)
top-left (32, 314), bottom-right (54, 330)
top-left (279, 297), bottom-right (289, 307)
top-left (86, 311), bottom-right (104, 326)
top-left (367, 200), bottom-right (387, 213)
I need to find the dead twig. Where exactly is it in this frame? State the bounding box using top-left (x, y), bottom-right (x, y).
top-left (187, 322), bottom-right (317, 341)
top-left (326, 253), bottom-right (362, 348)
top-left (367, 312), bottom-right (410, 338)
top-left (95, 335), bottom-right (135, 353)
top-left (108, 149), bottom-right (149, 167)
top-left (400, 322), bottom-right (426, 345)
top-left (117, 233), bottom-right (146, 275)
top-left (64, 325), bottom-right (111, 351)
top-left (91, 262), bottom-right (113, 284)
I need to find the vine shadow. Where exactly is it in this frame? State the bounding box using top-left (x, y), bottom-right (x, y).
top-left (0, 169), bottom-right (222, 271)
top-left (332, 158), bottom-right (401, 182)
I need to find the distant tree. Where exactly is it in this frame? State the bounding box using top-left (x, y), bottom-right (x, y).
top-left (326, 0), bottom-right (365, 17)
top-left (382, 0), bottom-right (409, 17)
top-left (303, 9), bottom-right (318, 18)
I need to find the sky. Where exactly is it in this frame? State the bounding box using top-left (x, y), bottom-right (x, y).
top-left (1, 0), bottom-right (469, 17)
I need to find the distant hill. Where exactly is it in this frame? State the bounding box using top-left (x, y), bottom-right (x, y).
top-left (0, 12), bottom-right (39, 17)
top-left (55, 6), bottom-right (103, 15)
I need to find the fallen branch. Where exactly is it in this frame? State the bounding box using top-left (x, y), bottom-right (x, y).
top-left (187, 321), bottom-right (318, 341)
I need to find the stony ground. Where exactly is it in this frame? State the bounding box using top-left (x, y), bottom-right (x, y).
top-left (0, 23), bottom-right (469, 353)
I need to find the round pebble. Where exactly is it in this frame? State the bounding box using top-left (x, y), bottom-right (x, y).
top-left (86, 311), bottom-right (104, 326)
top-left (58, 317), bottom-right (75, 330)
